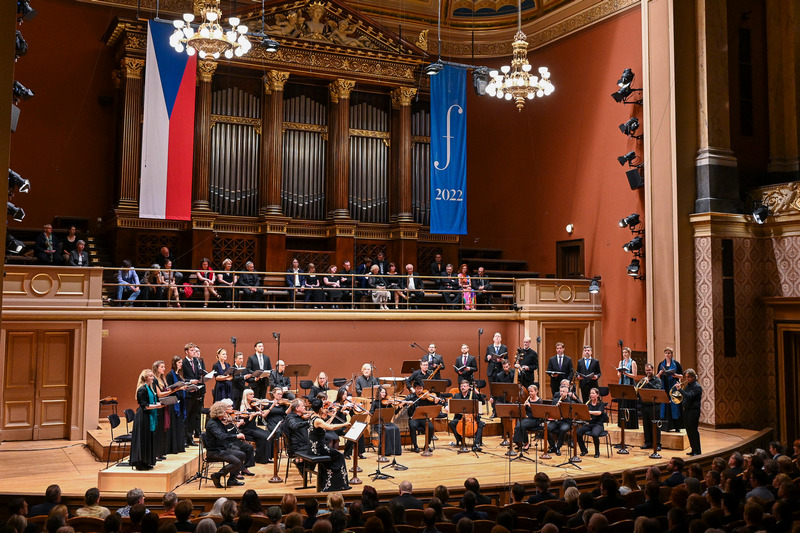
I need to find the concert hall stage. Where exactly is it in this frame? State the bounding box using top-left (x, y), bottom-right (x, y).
top-left (0, 426), bottom-right (769, 509)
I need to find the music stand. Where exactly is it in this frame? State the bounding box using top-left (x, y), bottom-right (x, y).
top-left (344, 417), bottom-right (369, 484)
top-left (401, 360), bottom-right (421, 374)
top-left (638, 388), bottom-right (670, 459)
top-left (555, 402), bottom-right (590, 468)
top-left (267, 420), bottom-right (284, 483)
top-left (448, 398), bottom-right (480, 455)
top-left (423, 379), bottom-right (450, 395)
top-left (495, 403), bottom-right (534, 462)
top-left (368, 408), bottom-right (395, 481)
top-left (608, 383), bottom-right (637, 454)
top-left (490, 382), bottom-right (524, 443)
top-left (412, 404), bottom-right (442, 457)
top-left (529, 402), bottom-right (560, 460)
top-left (284, 364), bottom-right (311, 395)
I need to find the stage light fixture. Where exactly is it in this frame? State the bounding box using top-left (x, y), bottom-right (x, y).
top-left (15, 31), bottom-right (28, 60)
top-left (424, 61), bottom-right (444, 76)
top-left (7, 202), bottom-right (26, 222)
top-left (752, 201), bottom-right (769, 225)
top-left (623, 236), bottom-right (643, 253)
top-left (619, 117), bottom-right (641, 138)
top-left (627, 258), bottom-right (641, 277)
top-left (588, 276), bottom-right (601, 294)
top-left (261, 37), bottom-right (280, 53)
top-left (6, 234), bottom-right (25, 255)
top-left (617, 151), bottom-right (637, 166)
top-left (9, 169), bottom-right (30, 193)
top-left (619, 213), bottom-right (640, 229)
top-left (612, 68), bottom-right (642, 104)
top-left (17, 0), bottom-right (37, 21)
top-left (473, 67), bottom-right (489, 96)
top-left (12, 81), bottom-right (34, 103)
top-left (617, 68), bottom-right (634, 88)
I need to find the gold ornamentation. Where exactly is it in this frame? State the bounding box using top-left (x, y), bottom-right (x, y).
top-left (329, 78), bottom-right (356, 102)
top-left (197, 60), bottom-right (218, 82)
top-left (211, 115), bottom-right (261, 135)
top-left (121, 58), bottom-right (145, 79)
top-left (753, 181), bottom-right (800, 214)
top-left (267, 70), bottom-right (290, 91)
top-left (283, 122), bottom-right (328, 134)
top-left (390, 86), bottom-right (417, 107)
top-left (417, 29), bottom-right (428, 51)
top-left (349, 128), bottom-right (389, 139)
top-left (111, 69), bottom-right (121, 89)
top-left (263, 2), bottom-right (376, 51)
top-left (411, 135), bottom-right (430, 144)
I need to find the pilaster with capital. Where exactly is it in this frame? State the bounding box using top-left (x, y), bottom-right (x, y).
top-left (390, 87), bottom-right (417, 223)
top-left (117, 57), bottom-right (145, 211)
top-left (192, 60), bottom-right (217, 211)
top-left (327, 79), bottom-right (355, 219)
top-left (260, 70), bottom-right (290, 216)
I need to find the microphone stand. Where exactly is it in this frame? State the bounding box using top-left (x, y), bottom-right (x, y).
top-left (386, 367), bottom-right (407, 470)
top-left (273, 332), bottom-right (281, 362)
top-left (476, 329), bottom-right (484, 390)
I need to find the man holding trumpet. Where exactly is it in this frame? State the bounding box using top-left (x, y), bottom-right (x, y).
top-left (673, 369), bottom-right (703, 456)
top-left (637, 363), bottom-right (663, 451)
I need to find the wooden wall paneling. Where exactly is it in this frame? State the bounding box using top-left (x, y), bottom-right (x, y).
top-left (36, 330), bottom-right (72, 440)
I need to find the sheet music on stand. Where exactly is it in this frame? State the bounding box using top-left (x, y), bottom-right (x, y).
top-left (267, 420), bottom-right (283, 441)
top-left (344, 421), bottom-right (368, 442)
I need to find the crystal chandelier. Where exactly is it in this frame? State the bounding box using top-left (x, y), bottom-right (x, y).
top-left (485, 1), bottom-right (554, 111)
top-left (170, 0), bottom-right (252, 60)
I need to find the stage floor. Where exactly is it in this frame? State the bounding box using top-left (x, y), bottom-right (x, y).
top-left (0, 426), bottom-right (759, 500)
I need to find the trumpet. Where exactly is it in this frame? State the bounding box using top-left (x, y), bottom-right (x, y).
top-left (669, 379), bottom-right (687, 404)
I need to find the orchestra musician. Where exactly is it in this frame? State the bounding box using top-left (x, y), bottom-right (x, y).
top-left (490, 360), bottom-right (515, 419)
top-left (204, 400), bottom-right (248, 487)
top-left (239, 389), bottom-right (274, 464)
top-left (307, 398), bottom-right (352, 492)
top-left (220, 399), bottom-right (257, 474)
top-left (617, 346), bottom-right (638, 422)
top-left (283, 399), bottom-right (311, 472)
top-left (246, 341), bottom-right (272, 399)
top-left (331, 388), bottom-right (367, 460)
top-left (485, 332), bottom-right (508, 384)
top-left (212, 348), bottom-right (234, 402)
top-left (576, 387), bottom-right (608, 458)
top-left (576, 345), bottom-right (601, 402)
top-left (310, 372), bottom-right (330, 399)
top-left (406, 360), bottom-right (432, 390)
top-left (130, 369), bottom-right (159, 470)
top-left (546, 342), bottom-right (574, 397)
top-left (264, 387), bottom-right (289, 459)
top-left (512, 384), bottom-right (543, 452)
top-left (405, 381), bottom-right (443, 453)
top-left (269, 360), bottom-right (295, 400)
top-left (454, 344), bottom-right (478, 383)
top-left (657, 347), bottom-right (684, 432)
top-left (673, 368), bottom-right (702, 456)
top-left (370, 387), bottom-right (402, 456)
top-left (447, 380), bottom-right (486, 451)
top-left (230, 352), bottom-right (250, 411)
top-left (423, 343), bottom-right (445, 379)
top-left (547, 379), bottom-right (579, 455)
top-left (638, 363), bottom-right (663, 451)
top-left (515, 337), bottom-right (539, 388)
top-left (355, 363), bottom-right (380, 396)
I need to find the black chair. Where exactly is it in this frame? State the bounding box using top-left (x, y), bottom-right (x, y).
top-left (332, 378), bottom-right (348, 388)
top-left (123, 408), bottom-right (135, 430)
top-left (198, 433), bottom-right (228, 490)
top-left (299, 380), bottom-right (314, 396)
top-left (106, 413), bottom-right (132, 468)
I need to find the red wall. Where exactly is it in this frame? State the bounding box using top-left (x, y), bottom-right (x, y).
top-left (10, 0), bottom-right (119, 228)
top-left (464, 8), bottom-right (647, 359)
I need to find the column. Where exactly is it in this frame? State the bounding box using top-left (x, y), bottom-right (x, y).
top-left (260, 70), bottom-right (290, 216)
top-left (327, 79), bottom-right (356, 219)
top-left (390, 87), bottom-right (417, 223)
top-left (117, 57), bottom-right (145, 211)
top-left (192, 59), bottom-right (217, 211)
top-left (694, 0), bottom-right (739, 213)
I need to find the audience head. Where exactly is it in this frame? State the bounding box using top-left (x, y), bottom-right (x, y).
top-left (175, 500), bottom-right (193, 522)
top-left (686, 493), bottom-right (708, 515)
top-left (7, 498), bottom-right (28, 517)
top-left (141, 512), bottom-right (160, 533)
top-left (455, 517), bottom-right (473, 533)
top-left (621, 469), bottom-right (638, 490)
top-left (195, 519), bottom-right (217, 533)
top-left (667, 508), bottom-right (687, 530)
top-left (388, 502), bottom-right (405, 527)
top-left (684, 477), bottom-right (702, 495)
top-left (129, 504), bottom-right (146, 525)
top-left (363, 517), bottom-right (383, 533)
top-left (464, 477), bottom-right (481, 494)
top-left (426, 497), bottom-right (443, 522)
top-left (220, 500), bottom-right (237, 522)
top-left (534, 472), bottom-right (551, 493)
top-left (578, 492), bottom-right (595, 511)
top-left (328, 510), bottom-right (347, 533)
top-left (422, 508), bottom-right (436, 527)
top-left (712, 457), bottom-right (726, 472)
top-left (586, 512), bottom-right (609, 533)
top-left (82, 488), bottom-right (101, 507)
top-left (267, 506), bottom-right (282, 525)
top-left (644, 481), bottom-right (660, 501)
top-left (6, 515), bottom-right (27, 533)
top-left (729, 451), bottom-right (744, 469)
top-left (373, 506), bottom-right (394, 532)
top-left (540, 525), bottom-right (558, 533)
top-left (280, 494), bottom-right (297, 515)
top-left (434, 484), bottom-right (450, 503)
top-left (564, 487), bottom-right (580, 506)
top-left (669, 456), bottom-right (685, 472)
top-left (633, 517), bottom-right (662, 533)
top-left (361, 486), bottom-right (379, 511)
top-left (496, 510), bottom-right (517, 531)
top-left (162, 492), bottom-right (178, 512)
top-left (706, 486), bottom-right (723, 508)
top-left (45, 485), bottom-right (62, 504)
top-left (398, 480), bottom-right (413, 495)
top-left (670, 486), bottom-right (689, 510)
top-left (283, 513), bottom-right (303, 529)
top-left (348, 501), bottom-right (363, 524)
top-left (601, 476), bottom-right (619, 497)
top-left (104, 514), bottom-right (121, 533)
top-left (742, 501), bottom-right (763, 526)
top-left (240, 490), bottom-right (264, 515)
top-left (645, 466), bottom-right (661, 483)
top-left (462, 491), bottom-right (477, 512)
top-left (304, 498), bottom-right (319, 517)
top-left (126, 488), bottom-right (145, 507)
top-left (235, 515), bottom-right (252, 533)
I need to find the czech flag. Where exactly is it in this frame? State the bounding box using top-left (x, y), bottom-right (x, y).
top-left (139, 20), bottom-right (196, 220)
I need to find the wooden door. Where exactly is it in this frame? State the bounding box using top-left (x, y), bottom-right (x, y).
top-left (2, 330), bottom-right (72, 441)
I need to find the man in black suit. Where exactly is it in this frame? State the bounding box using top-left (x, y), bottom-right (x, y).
top-left (423, 343), bottom-right (444, 379)
top-left (439, 264), bottom-right (460, 309)
top-left (514, 336), bottom-right (539, 388)
top-left (269, 359), bottom-right (295, 399)
top-left (471, 267), bottom-right (493, 308)
top-left (674, 368), bottom-right (702, 456)
top-left (429, 253), bottom-right (445, 280)
top-left (576, 345), bottom-right (602, 401)
top-left (340, 260), bottom-right (355, 307)
top-left (390, 481), bottom-right (424, 510)
top-left (182, 342), bottom-right (207, 445)
top-left (454, 344), bottom-right (478, 383)
top-left (237, 261), bottom-right (263, 308)
top-left (285, 258), bottom-right (304, 305)
top-left (447, 380), bottom-right (485, 450)
top-left (545, 342), bottom-right (574, 397)
top-left (68, 240), bottom-right (89, 266)
top-left (399, 263), bottom-right (424, 309)
top-left (639, 363), bottom-right (663, 450)
top-left (484, 332), bottom-right (508, 384)
top-left (374, 251), bottom-right (390, 275)
top-left (664, 457), bottom-right (686, 487)
top-left (34, 224), bottom-right (62, 265)
top-left (246, 341), bottom-right (272, 399)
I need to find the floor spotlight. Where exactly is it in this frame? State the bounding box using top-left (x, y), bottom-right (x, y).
top-left (588, 276), bottom-right (601, 294)
top-left (623, 236), bottom-right (643, 253)
top-left (627, 258), bottom-right (641, 277)
top-left (619, 117), bottom-right (641, 138)
top-left (7, 201), bottom-right (26, 222)
top-left (619, 213), bottom-right (640, 229)
top-left (752, 201), bottom-right (769, 225)
top-left (617, 151), bottom-right (637, 166)
top-left (424, 61), bottom-right (444, 76)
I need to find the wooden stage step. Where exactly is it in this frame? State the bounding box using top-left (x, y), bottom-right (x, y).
top-left (98, 448), bottom-right (200, 493)
top-left (607, 426), bottom-right (689, 450)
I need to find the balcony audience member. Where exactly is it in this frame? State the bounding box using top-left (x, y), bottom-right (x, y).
top-left (34, 224), bottom-right (62, 265)
top-left (237, 261), bottom-right (264, 308)
top-left (116, 260), bottom-right (140, 306)
top-left (60, 226), bottom-right (78, 264)
top-left (68, 240), bottom-right (89, 267)
top-left (216, 258), bottom-right (237, 308)
top-left (471, 267), bottom-right (492, 308)
top-left (196, 258), bottom-right (220, 307)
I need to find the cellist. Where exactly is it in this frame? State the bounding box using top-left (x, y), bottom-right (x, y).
top-left (447, 379), bottom-right (486, 452)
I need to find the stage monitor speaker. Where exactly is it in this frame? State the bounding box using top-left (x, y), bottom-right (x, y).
top-left (626, 168), bottom-right (644, 190)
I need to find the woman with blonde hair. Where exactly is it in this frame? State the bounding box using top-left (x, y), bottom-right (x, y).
top-left (130, 369), bottom-right (160, 470)
top-left (152, 360), bottom-right (185, 456)
top-left (216, 258), bottom-right (237, 307)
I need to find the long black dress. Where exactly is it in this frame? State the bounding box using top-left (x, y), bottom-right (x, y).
top-left (130, 385), bottom-right (157, 470)
top-left (370, 399), bottom-right (402, 456)
top-left (309, 414), bottom-right (350, 492)
top-left (240, 408), bottom-right (272, 464)
top-left (264, 403), bottom-right (287, 460)
top-left (212, 362), bottom-right (233, 402)
top-left (166, 371), bottom-right (187, 455)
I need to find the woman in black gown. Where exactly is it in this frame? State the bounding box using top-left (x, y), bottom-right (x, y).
top-left (152, 360), bottom-right (185, 456)
top-left (308, 398), bottom-right (351, 492)
top-left (239, 388), bottom-right (274, 464)
top-left (264, 387), bottom-right (288, 459)
top-left (215, 258), bottom-right (237, 307)
top-left (332, 388), bottom-right (366, 460)
top-left (130, 369), bottom-right (160, 470)
top-left (212, 348), bottom-right (233, 402)
top-left (370, 386), bottom-right (402, 456)
top-left (166, 356), bottom-right (188, 450)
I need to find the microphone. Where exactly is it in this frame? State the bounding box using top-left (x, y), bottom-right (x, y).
top-left (273, 332), bottom-right (280, 340)
top-left (618, 339), bottom-right (623, 346)
top-left (410, 343), bottom-right (415, 348)
top-left (536, 336), bottom-right (541, 343)
top-left (478, 328), bottom-right (484, 335)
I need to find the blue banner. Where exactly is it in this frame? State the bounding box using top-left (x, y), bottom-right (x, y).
top-left (430, 65), bottom-right (467, 235)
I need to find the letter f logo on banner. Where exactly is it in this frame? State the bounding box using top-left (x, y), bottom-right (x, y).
top-left (430, 65), bottom-right (467, 235)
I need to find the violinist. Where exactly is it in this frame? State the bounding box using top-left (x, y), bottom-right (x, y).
top-left (308, 398), bottom-right (352, 492)
top-left (512, 384), bottom-right (543, 452)
top-left (331, 388), bottom-right (366, 460)
top-left (547, 379), bottom-right (579, 455)
top-left (309, 372), bottom-right (330, 399)
top-left (264, 387), bottom-right (289, 438)
top-left (219, 399), bottom-right (257, 474)
top-left (576, 387), bottom-right (608, 458)
top-left (447, 380), bottom-right (486, 451)
top-left (405, 380), bottom-right (443, 453)
top-left (284, 399), bottom-right (311, 472)
top-left (204, 400), bottom-right (248, 488)
top-left (370, 387), bottom-right (402, 456)
top-left (239, 388), bottom-right (273, 464)
top-left (406, 360), bottom-right (432, 389)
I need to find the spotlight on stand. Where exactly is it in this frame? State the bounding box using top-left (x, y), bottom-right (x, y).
top-left (619, 213), bottom-right (640, 229)
top-left (15, 31), bottom-right (28, 60)
top-left (6, 234), bottom-right (25, 255)
top-left (752, 201), bottom-right (770, 225)
top-left (623, 236), bottom-right (644, 253)
top-left (588, 276), bottom-right (601, 294)
top-left (12, 81), bottom-right (34, 103)
top-left (9, 169), bottom-right (30, 193)
top-left (619, 117), bottom-right (642, 138)
top-left (17, 0), bottom-right (37, 21)
top-left (424, 60), bottom-right (444, 76)
top-left (260, 37), bottom-right (280, 53)
top-left (627, 258), bottom-right (642, 278)
top-left (612, 68), bottom-right (642, 104)
top-left (617, 151), bottom-right (637, 166)
top-left (7, 202), bottom-right (26, 222)
top-left (626, 168), bottom-right (644, 190)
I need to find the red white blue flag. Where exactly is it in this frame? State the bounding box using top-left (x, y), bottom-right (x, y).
top-left (140, 20), bottom-right (196, 220)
